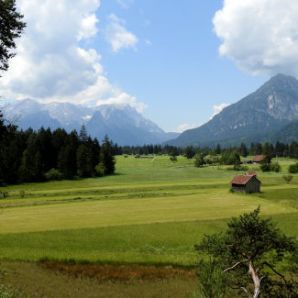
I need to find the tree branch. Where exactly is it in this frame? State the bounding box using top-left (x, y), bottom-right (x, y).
top-left (241, 287), bottom-right (252, 298)
top-left (224, 261), bottom-right (244, 272)
top-left (263, 262), bottom-right (285, 279)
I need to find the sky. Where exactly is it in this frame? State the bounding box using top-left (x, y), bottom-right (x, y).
top-left (1, 0), bottom-right (298, 132)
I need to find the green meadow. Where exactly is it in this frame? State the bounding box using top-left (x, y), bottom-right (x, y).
top-left (0, 156), bottom-right (297, 266)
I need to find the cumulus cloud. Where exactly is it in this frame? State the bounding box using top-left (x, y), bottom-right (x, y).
top-left (211, 103), bottom-right (230, 119)
top-left (213, 0), bottom-right (298, 76)
top-left (0, 0), bottom-right (143, 111)
top-left (106, 14), bottom-right (138, 53)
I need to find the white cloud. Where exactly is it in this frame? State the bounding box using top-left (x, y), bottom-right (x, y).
top-left (213, 0), bottom-right (298, 76)
top-left (106, 14), bottom-right (138, 53)
top-left (0, 0), bottom-right (144, 111)
top-left (211, 103), bottom-right (230, 119)
top-left (176, 123), bottom-right (199, 133)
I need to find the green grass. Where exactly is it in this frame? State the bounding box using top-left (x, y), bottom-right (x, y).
top-left (0, 156), bottom-right (297, 266)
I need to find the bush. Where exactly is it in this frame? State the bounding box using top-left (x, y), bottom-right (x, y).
top-left (44, 168), bottom-right (63, 181)
top-left (204, 155), bottom-right (220, 165)
top-left (194, 154), bottom-right (205, 168)
top-left (233, 164), bottom-right (248, 171)
top-left (260, 163), bottom-right (271, 172)
top-left (270, 162), bottom-right (281, 172)
top-left (169, 155), bottom-right (177, 162)
top-left (289, 162), bottom-right (298, 174)
top-left (134, 154), bottom-right (140, 158)
top-left (260, 162), bottom-right (280, 172)
top-left (220, 151), bottom-right (240, 165)
top-left (19, 190), bottom-right (25, 198)
top-left (283, 175), bottom-right (293, 184)
top-left (95, 162), bottom-right (105, 177)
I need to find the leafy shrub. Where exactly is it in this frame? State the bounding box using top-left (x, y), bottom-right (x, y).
top-left (283, 175), bottom-right (293, 184)
top-left (260, 162), bottom-right (280, 172)
top-left (260, 163), bottom-right (271, 172)
top-left (220, 151), bottom-right (240, 165)
top-left (134, 154), bottom-right (140, 158)
top-left (95, 162), bottom-right (105, 177)
top-left (169, 155), bottom-right (177, 162)
top-left (45, 168), bottom-right (63, 181)
top-left (233, 164), bottom-right (248, 171)
top-left (204, 155), bottom-right (220, 165)
top-left (270, 162), bottom-right (281, 172)
top-left (194, 154), bottom-right (205, 168)
top-left (289, 162), bottom-right (298, 174)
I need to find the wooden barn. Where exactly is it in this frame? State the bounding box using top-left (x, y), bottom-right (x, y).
top-left (252, 155), bottom-right (266, 163)
top-left (231, 174), bottom-right (261, 193)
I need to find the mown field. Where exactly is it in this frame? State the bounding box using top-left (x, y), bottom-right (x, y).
top-left (0, 156), bottom-right (297, 296)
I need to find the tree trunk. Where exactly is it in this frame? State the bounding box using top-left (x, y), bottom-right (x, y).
top-left (248, 261), bottom-right (261, 298)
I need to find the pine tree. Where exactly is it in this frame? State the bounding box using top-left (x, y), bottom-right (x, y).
top-left (76, 144), bottom-right (94, 177)
top-left (19, 135), bottom-right (44, 182)
top-left (101, 136), bottom-right (115, 175)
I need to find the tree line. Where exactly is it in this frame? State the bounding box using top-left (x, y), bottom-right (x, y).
top-left (114, 141), bottom-right (298, 159)
top-left (0, 114), bottom-right (115, 185)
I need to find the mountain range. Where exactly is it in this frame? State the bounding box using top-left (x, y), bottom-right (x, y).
top-left (2, 99), bottom-right (178, 146)
top-left (2, 74), bottom-right (298, 147)
top-left (168, 74), bottom-right (298, 147)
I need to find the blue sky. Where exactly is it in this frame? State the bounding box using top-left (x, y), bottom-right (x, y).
top-left (94, 0), bottom-right (266, 131)
top-left (2, 0), bottom-right (297, 132)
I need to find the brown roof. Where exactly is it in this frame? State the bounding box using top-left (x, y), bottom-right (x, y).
top-left (253, 155), bottom-right (266, 162)
top-left (231, 174), bottom-right (257, 185)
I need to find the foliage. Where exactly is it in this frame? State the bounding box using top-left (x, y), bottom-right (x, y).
top-left (95, 162), bottom-right (105, 177)
top-left (220, 151), bottom-right (240, 166)
top-left (282, 175), bottom-right (293, 184)
top-left (194, 153), bottom-right (205, 168)
top-left (288, 162), bottom-right (298, 174)
top-left (260, 163), bottom-right (271, 172)
top-left (44, 168), bottom-right (63, 181)
top-left (101, 136), bottom-right (115, 175)
top-left (232, 164), bottom-right (248, 171)
top-left (196, 258), bottom-right (226, 298)
top-left (0, 125), bottom-right (115, 184)
top-left (169, 155), bottom-right (177, 162)
top-left (76, 144), bottom-right (95, 178)
top-left (270, 161), bottom-right (281, 172)
top-left (260, 162), bottom-right (280, 172)
top-left (195, 208), bottom-right (297, 298)
top-left (0, 0), bottom-right (26, 72)
top-left (204, 155), bottom-right (220, 165)
top-left (185, 146), bottom-right (196, 159)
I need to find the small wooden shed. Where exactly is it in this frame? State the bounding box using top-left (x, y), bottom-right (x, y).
top-left (231, 174), bottom-right (261, 193)
top-left (252, 155), bottom-right (266, 163)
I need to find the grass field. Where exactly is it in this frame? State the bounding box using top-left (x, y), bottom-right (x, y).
top-left (0, 155), bottom-right (297, 266)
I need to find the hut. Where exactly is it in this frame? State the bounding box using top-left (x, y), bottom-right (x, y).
top-left (231, 174), bottom-right (261, 193)
top-left (252, 155), bottom-right (266, 163)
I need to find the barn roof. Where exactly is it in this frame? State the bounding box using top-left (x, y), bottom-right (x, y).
top-left (231, 174), bottom-right (258, 186)
top-left (253, 155), bottom-right (266, 162)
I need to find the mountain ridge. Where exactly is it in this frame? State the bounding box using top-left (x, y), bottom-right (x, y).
top-left (2, 99), bottom-right (178, 146)
top-left (167, 74), bottom-right (298, 147)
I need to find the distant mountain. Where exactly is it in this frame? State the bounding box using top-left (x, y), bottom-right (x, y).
top-left (273, 121), bottom-right (298, 143)
top-left (168, 74), bottom-right (298, 147)
top-left (2, 99), bottom-right (178, 146)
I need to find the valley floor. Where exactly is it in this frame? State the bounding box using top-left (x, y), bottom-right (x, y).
top-left (0, 156), bottom-right (297, 296)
